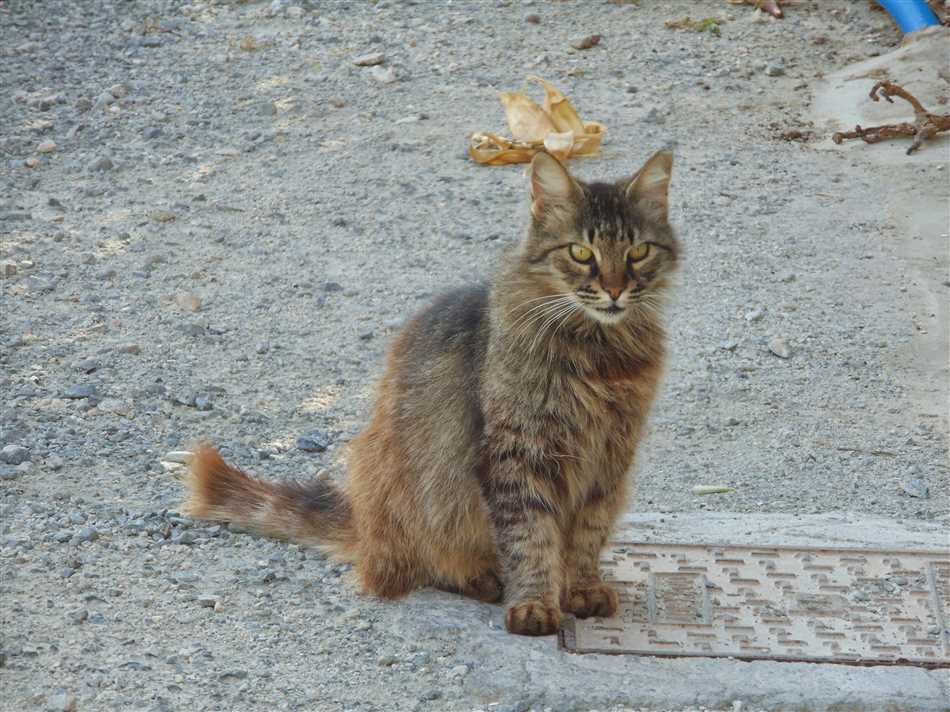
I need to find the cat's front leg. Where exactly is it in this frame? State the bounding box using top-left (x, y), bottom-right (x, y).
top-left (481, 446), bottom-right (565, 636)
top-left (562, 482), bottom-right (625, 619)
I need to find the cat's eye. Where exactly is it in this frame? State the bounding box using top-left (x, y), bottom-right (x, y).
top-left (628, 243), bottom-right (652, 262)
top-left (569, 244), bottom-right (594, 263)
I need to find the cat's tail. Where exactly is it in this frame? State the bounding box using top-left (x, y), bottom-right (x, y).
top-left (182, 445), bottom-right (358, 560)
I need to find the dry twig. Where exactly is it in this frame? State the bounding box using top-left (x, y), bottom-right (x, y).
top-left (832, 81), bottom-right (950, 155)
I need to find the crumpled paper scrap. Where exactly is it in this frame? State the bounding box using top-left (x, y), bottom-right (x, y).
top-left (469, 76), bottom-right (606, 165)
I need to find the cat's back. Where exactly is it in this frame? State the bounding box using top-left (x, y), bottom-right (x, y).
top-left (396, 283), bottom-right (491, 370)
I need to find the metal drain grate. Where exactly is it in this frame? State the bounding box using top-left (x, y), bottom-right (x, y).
top-left (559, 543), bottom-right (950, 667)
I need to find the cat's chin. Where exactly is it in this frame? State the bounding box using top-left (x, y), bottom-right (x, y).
top-left (585, 305), bottom-right (627, 326)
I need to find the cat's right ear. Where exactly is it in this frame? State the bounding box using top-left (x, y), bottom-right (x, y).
top-left (529, 151), bottom-right (580, 228)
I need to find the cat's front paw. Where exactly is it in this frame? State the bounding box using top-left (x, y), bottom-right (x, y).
top-left (564, 583), bottom-right (618, 619)
top-left (505, 598), bottom-right (561, 636)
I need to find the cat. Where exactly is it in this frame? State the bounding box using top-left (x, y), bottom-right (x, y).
top-left (183, 149), bottom-right (678, 636)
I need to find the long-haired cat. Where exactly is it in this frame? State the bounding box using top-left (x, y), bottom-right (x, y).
top-left (183, 150), bottom-right (677, 636)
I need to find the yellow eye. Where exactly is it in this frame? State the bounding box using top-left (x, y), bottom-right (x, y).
top-left (628, 243), bottom-right (651, 262)
top-left (569, 244), bottom-right (593, 263)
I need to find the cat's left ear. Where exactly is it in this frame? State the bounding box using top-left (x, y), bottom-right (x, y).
top-left (626, 151), bottom-right (673, 222)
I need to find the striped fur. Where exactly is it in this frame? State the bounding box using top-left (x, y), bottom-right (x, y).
top-left (182, 150), bottom-right (677, 635)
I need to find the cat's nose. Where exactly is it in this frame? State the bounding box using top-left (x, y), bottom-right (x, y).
top-left (605, 287), bottom-right (623, 302)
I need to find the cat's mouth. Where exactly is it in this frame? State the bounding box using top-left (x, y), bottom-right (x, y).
top-left (586, 304), bottom-right (626, 325)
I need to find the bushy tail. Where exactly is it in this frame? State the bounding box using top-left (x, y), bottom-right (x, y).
top-left (182, 445), bottom-right (358, 559)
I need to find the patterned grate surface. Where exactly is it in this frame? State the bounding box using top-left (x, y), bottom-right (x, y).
top-left (559, 543), bottom-right (950, 667)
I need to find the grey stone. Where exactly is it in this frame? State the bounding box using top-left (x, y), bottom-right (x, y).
top-left (0, 445), bottom-right (29, 465)
top-left (75, 527), bottom-right (98, 543)
top-left (194, 394), bottom-right (213, 411)
top-left (744, 307), bottom-right (765, 323)
top-left (765, 61), bottom-right (786, 77)
top-left (171, 392), bottom-right (197, 408)
top-left (369, 66), bottom-right (398, 84)
top-left (768, 336), bottom-right (791, 359)
top-left (171, 531), bottom-right (196, 545)
top-left (46, 691), bottom-right (76, 712)
top-left (89, 156), bottom-right (114, 172)
top-left (353, 52), bottom-right (385, 67)
top-left (296, 431), bottom-right (329, 452)
top-left (899, 479), bottom-right (929, 499)
top-left (63, 384), bottom-right (99, 400)
top-left (68, 608), bottom-right (88, 624)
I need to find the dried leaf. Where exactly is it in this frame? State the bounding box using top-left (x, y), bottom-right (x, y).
top-left (529, 75), bottom-right (585, 135)
top-left (470, 76), bottom-right (606, 165)
top-left (498, 91), bottom-right (555, 142)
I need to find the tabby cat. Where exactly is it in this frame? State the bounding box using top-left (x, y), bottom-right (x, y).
top-left (184, 149), bottom-right (678, 636)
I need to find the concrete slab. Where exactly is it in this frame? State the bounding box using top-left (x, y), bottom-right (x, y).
top-left (399, 513), bottom-right (950, 712)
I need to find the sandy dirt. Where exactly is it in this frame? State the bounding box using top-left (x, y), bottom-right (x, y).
top-left (1, 1), bottom-right (947, 710)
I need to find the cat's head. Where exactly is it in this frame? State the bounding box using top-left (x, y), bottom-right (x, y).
top-left (517, 150), bottom-right (678, 327)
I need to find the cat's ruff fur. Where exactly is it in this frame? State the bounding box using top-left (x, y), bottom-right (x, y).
top-left (183, 150), bottom-right (678, 636)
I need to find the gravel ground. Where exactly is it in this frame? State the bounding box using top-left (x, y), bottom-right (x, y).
top-left (1, 1), bottom-right (947, 710)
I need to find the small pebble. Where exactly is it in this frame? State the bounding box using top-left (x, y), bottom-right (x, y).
top-left (0, 445), bottom-right (29, 465)
top-left (46, 691), bottom-right (77, 712)
top-left (570, 34), bottom-right (601, 50)
top-left (163, 451), bottom-right (193, 464)
top-left (765, 61), bottom-right (786, 77)
top-left (194, 394), bottom-right (213, 411)
top-left (768, 336), bottom-right (791, 359)
top-left (37, 140), bottom-right (57, 154)
top-left (296, 431), bottom-right (330, 452)
top-left (525, 14), bottom-right (540, 24)
top-left (174, 292), bottom-right (201, 312)
top-left (63, 384), bottom-right (100, 400)
top-left (75, 527), bottom-right (98, 543)
top-left (744, 307), bottom-right (765, 323)
top-left (369, 66), bottom-right (398, 84)
top-left (89, 156), bottom-right (114, 172)
top-left (899, 479), bottom-right (929, 499)
top-left (352, 52), bottom-right (385, 67)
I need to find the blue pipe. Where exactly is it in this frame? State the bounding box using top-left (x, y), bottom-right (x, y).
top-left (878, 0), bottom-right (940, 33)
